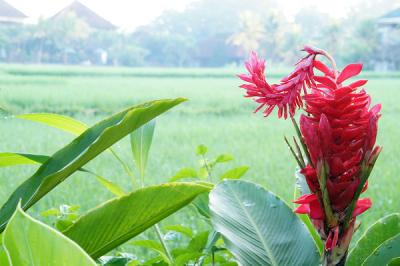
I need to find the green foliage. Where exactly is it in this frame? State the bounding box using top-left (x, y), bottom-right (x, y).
top-left (2, 204), bottom-right (96, 265)
top-left (130, 120), bottom-right (156, 185)
top-left (16, 112), bottom-right (87, 135)
top-left (347, 213), bottom-right (400, 266)
top-left (0, 152), bottom-right (49, 167)
top-left (362, 234), bottom-right (400, 266)
top-left (0, 98), bottom-right (185, 232)
top-left (41, 204), bottom-right (81, 231)
top-left (209, 180), bottom-right (320, 266)
top-left (63, 182), bottom-right (211, 258)
top-left (219, 166), bottom-right (249, 180)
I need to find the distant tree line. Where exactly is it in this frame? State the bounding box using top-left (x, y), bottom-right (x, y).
top-left (0, 0), bottom-right (399, 69)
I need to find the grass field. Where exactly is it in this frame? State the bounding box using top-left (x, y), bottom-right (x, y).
top-left (0, 64), bottom-right (399, 248)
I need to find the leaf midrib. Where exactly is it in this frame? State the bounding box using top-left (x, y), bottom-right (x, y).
top-left (227, 183), bottom-right (279, 266)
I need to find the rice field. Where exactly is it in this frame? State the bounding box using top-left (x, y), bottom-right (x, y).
top-left (0, 64), bottom-right (399, 246)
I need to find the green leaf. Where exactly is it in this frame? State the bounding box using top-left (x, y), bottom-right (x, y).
top-left (220, 166), bottom-right (249, 180)
top-left (187, 231), bottom-right (209, 253)
top-left (163, 224), bottom-right (193, 238)
top-left (175, 252), bottom-right (203, 266)
top-left (130, 120), bottom-right (156, 183)
top-left (215, 154), bottom-right (234, 163)
top-left (389, 257), bottom-right (400, 266)
top-left (209, 180), bottom-right (320, 266)
top-left (0, 98), bottom-right (185, 232)
top-left (347, 213), bottom-right (400, 266)
top-left (63, 182), bottom-right (210, 258)
top-left (169, 167), bottom-right (198, 182)
top-left (0, 152), bottom-right (125, 197)
top-left (2, 204), bottom-right (96, 266)
top-left (362, 234), bottom-right (400, 266)
top-left (0, 152), bottom-right (49, 167)
top-left (131, 240), bottom-right (169, 263)
top-left (192, 192), bottom-right (210, 218)
top-left (16, 113), bottom-right (88, 135)
top-left (81, 169), bottom-right (126, 197)
top-left (0, 245), bottom-right (9, 266)
top-left (196, 145), bottom-right (208, 156)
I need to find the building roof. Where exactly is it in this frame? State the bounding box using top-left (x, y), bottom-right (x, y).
top-left (51, 1), bottom-right (116, 30)
top-left (381, 8), bottom-right (400, 19)
top-left (378, 8), bottom-right (400, 25)
top-left (0, 0), bottom-right (27, 19)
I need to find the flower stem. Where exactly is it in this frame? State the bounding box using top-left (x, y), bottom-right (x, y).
top-left (317, 161), bottom-right (337, 228)
top-left (154, 224), bottom-right (175, 264)
top-left (290, 117), bottom-right (313, 167)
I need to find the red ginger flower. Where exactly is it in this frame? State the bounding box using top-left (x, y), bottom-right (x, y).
top-left (238, 47), bottom-right (321, 119)
top-left (238, 46), bottom-right (382, 256)
top-left (294, 61), bottom-right (381, 251)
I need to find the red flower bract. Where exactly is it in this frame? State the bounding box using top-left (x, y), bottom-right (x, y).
top-left (238, 48), bottom-right (321, 119)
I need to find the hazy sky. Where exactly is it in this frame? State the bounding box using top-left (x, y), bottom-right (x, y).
top-left (9, 0), bottom-right (368, 31)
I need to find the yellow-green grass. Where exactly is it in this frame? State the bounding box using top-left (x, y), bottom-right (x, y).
top-left (0, 65), bottom-right (399, 248)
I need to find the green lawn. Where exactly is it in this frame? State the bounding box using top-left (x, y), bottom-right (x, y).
top-left (0, 64), bottom-right (399, 246)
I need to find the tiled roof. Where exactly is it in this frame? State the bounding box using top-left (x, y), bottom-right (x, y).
top-left (51, 1), bottom-right (116, 30)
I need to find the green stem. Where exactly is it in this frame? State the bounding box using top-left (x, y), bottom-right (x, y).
top-left (293, 136), bottom-right (306, 167)
top-left (290, 117), bottom-right (313, 167)
top-left (154, 224), bottom-right (175, 265)
top-left (202, 155), bottom-right (213, 182)
top-left (109, 148), bottom-right (137, 187)
top-left (318, 161), bottom-right (337, 228)
top-left (343, 157), bottom-right (378, 229)
top-left (284, 136), bottom-right (305, 168)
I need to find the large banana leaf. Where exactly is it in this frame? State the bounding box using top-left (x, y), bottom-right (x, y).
top-left (3, 204), bottom-right (96, 266)
top-left (0, 98), bottom-right (185, 232)
top-left (63, 182), bottom-right (211, 259)
top-left (347, 213), bottom-right (400, 266)
top-left (209, 180), bottom-right (320, 266)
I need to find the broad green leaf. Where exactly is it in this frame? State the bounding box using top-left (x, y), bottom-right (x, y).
top-left (362, 234), bottom-right (400, 266)
top-left (198, 230), bottom-right (221, 266)
top-left (293, 171), bottom-right (323, 255)
top-left (192, 192), bottom-right (211, 218)
top-left (130, 120), bottom-right (156, 183)
top-left (175, 252), bottom-right (203, 266)
top-left (169, 167), bottom-right (198, 182)
top-left (187, 231), bottom-right (209, 253)
top-left (132, 240), bottom-right (169, 263)
top-left (164, 224), bottom-right (193, 238)
top-left (196, 145), bottom-right (208, 156)
top-left (63, 182), bottom-right (210, 258)
top-left (0, 152), bottom-right (49, 167)
top-left (210, 180), bottom-right (320, 266)
top-left (16, 112), bottom-right (137, 183)
top-left (0, 245), bottom-right (9, 266)
top-left (220, 166), bottom-right (249, 180)
top-left (389, 257), bottom-right (400, 266)
top-left (347, 213), bottom-right (400, 266)
top-left (0, 152), bottom-right (125, 197)
top-left (16, 113), bottom-right (88, 135)
top-left (0, 98), bottom-right (185, 232)
top-left (81, 169), bottom-right (126, 197)
top-left (2, 204), bottom-right (96, 266)
top-left (215, 154), bottom-right (234, 163)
